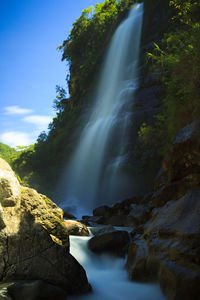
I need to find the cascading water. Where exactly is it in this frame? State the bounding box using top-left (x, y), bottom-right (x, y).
top-left (62, 5), bottom-right (166, 299)
top-left (68, 233), bottom-right (166, 300)
top-left (65, 3), bottom-right (143, 216)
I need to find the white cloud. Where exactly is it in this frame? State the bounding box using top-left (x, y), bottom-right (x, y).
top-left (3, 105), bottom-right (33, 115)
top-left (23, 115), bottom-right (52, 129)
top-left (0, 132), bottom-right (34, 147)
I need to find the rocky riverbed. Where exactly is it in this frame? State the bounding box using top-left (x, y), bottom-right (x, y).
top-left (0, 120), bottom-right (199, 300)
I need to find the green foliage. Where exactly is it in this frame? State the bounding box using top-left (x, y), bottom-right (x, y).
top-left (138, 122), bottom-right (156, 147)
top-left (53, 85), bottom-right (68, 113)
top-left (0, 142), bottom-right (17, 164)
top-left (44, 198), bottom-right (50, 204)
top-left (10, 144), bottom-right (35, 187)
top-left (147, 0), bottom-right (200, 153)
top-left (59, 0), bottom-right (136, 103)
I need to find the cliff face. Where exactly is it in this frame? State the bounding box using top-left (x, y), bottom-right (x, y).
top-left (116, 0), bottom-right (171, 196)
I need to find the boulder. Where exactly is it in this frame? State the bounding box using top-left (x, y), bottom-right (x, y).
top-left (0, 211), bottom-right (90, 294)
top-left (88, 229), bottom-right (130, 257)
top-left (127, 190), bottom-right (200, 300)
top-left (92, 197), bottom-right (142, 227)
top-left (0, 159), bottom-right (91, 297)
top-left (0, 158), bottom-right (21, 207)
top-left (64, 220), bottom-right (89, 236)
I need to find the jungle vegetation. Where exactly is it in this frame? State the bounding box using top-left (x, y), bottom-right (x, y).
top-left (9, 0), bottom-right (200, 197)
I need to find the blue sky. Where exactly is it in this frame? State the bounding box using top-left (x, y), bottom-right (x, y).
top-left (0, 0), bottom-right (103, 147)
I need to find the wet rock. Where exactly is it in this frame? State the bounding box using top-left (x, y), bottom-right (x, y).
top-left (88, 229), bottom-right (130, 257)
top-left (64, 220), bottom-right (89, 236)
top-left (7, 280), bottom-right (67, 300)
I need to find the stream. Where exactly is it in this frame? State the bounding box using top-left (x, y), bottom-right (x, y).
top-left (68, 232), bottom-right (166, 300)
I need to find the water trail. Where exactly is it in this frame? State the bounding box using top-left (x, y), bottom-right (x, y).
top-left (65, 4), bottom-right (143, 216)
top-left (68, 234), bottom-right (166, 300)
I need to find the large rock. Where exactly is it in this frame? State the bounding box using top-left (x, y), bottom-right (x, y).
top-left (127, 190), bottom-right (200, 300)
top-left (0, 211), bottom-right (90, 294)
top-left (0, 159), bottom-right (90, 297)
top-left (63, 220), bottom-right (89, 236)
top-left (0, 158), bottom-right (21, 207)
top-left (88, 229), bottom-right (130, 257)
top-left (92, 197), bottom-right (144, 227)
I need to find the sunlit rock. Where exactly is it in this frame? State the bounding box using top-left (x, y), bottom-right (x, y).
top-left (20, 187), bottom-right (69, 246)
top-left (63, 220), bottom-right (89, 236)
top-left (0, 158), bottom-right (21, 207)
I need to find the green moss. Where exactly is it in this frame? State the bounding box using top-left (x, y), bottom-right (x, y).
top-left (44, 198), bottom-right (50, 204)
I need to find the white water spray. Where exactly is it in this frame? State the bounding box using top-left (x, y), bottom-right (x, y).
top-left (68, 234), bottom-right (166, 300)
top-left (65, 4), bottom-right (143, 216)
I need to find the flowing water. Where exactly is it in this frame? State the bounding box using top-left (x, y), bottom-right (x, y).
top-left (68, 234), bottom-right (166, 300)
top-left (64, 4), bottom-right (144, 216)
top-left (62, 5), bottom-right (166, 299)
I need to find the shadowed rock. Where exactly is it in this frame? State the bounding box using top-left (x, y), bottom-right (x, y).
top-left (89, 229), bottom-right (130, 257)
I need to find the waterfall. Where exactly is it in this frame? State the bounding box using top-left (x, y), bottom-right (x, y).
top-left (65, 3), bottom-right (143, 216)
